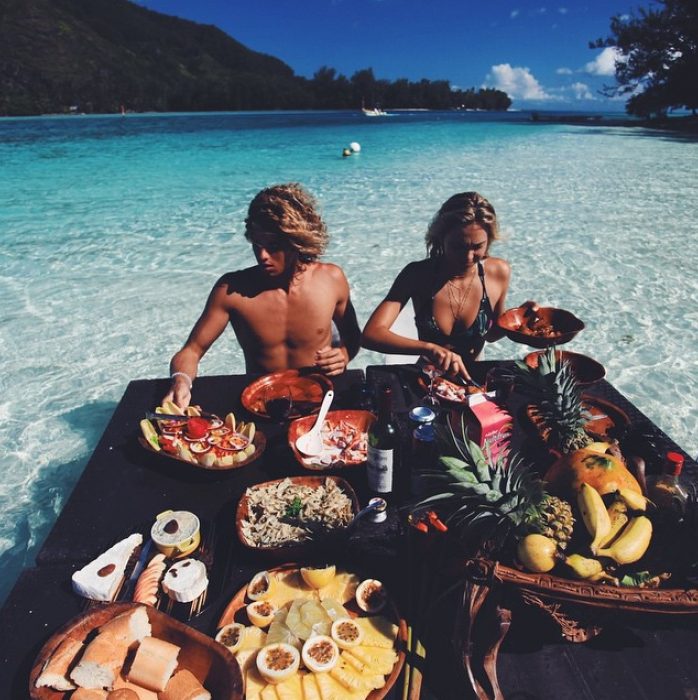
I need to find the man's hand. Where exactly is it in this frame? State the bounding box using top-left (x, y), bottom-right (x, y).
top-left (315, 345), bottom-right (348, 376)
top-left (162, 377), bottom-right (191, 410)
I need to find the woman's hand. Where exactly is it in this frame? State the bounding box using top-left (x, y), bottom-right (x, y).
top-left (425, 343), bottom-right (470, 380)
top-left (315, 345), bottom-right (348, 376)
top-left (162, 376), bottom-right (191, 410)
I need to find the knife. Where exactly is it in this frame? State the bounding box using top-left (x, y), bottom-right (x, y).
top-left (122, 538), bottom-right (153, 600)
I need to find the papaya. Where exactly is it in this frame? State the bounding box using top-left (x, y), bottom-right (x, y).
top-left (544, 448), bottom-right (642, 498)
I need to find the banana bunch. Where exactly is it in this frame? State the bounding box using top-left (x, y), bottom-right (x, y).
top-left (577, 483), bottom-right (652, 565)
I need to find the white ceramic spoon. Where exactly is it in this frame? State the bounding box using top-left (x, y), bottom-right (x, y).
top-left (295, 390), bottom-right (334, 456)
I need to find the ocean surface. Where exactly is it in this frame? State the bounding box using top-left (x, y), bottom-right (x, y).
top-left (1, 110), bottom-right (697, 603)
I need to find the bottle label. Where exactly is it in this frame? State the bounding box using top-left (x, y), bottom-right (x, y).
top-left (367, 446), bottom-right (394, 493)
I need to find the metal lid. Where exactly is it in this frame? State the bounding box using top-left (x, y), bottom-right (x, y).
top-left (409, 406), bottom-right (436, 424)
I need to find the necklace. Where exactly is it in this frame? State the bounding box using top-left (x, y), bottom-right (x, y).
top-left (445, 268), bottom-right (477, 322)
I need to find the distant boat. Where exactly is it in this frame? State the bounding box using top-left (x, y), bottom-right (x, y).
top-left (362, 106), bottom-right (389, 117)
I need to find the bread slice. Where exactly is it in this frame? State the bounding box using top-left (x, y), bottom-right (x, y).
top-left (111, 677), bottom-right (158, 700)
top-left (106, 689), bottom-right (140, 700)
top-left (161, 558), bottom-right (208, 603)
top-left (72, 534), bottom-right (143, 601)
top-left (97, 606), bottom-right (151, 648)
top-left (127, 636), bottom-right (180, 692)
top-left (69, 634), bottom-right (130, 690)
top-left (34, 636), bottom-right (83, 690)
top-left (160, 669), bottom-right (211, 700)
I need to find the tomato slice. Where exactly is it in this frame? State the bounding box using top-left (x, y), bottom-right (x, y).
top-left (185, 417), bottom-right (210, 440)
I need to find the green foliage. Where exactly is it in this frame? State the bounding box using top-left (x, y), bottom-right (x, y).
top-left (0, 0), bottom-right (511, 115)
top-left (592, 0), bottom-right (698, 117)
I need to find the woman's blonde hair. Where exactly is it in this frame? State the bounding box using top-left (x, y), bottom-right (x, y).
top-left (245, 183), bottom-right (329, 261)
top-left (425, 192), bottom-right (499, 258)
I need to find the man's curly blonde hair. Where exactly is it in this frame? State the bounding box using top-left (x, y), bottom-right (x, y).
top-left (245, 183), bottom-right (329, 261)
top-left (425, 191), bottom-right (499, 258)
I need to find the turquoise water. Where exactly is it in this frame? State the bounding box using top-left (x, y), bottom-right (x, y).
top-left (1, 111), bottom-right (697, 602)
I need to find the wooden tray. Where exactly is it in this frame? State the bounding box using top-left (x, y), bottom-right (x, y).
top-left (139, 428), bottom-right (266, 471)
top-left (236, 476), bottom-right (359, 559)
top-left (240, 369), bottom-right (333, 420)
top-left (29, 602), bottom-right (243, 699)
top-left (217, 564), bottom-right (407, 700)
top-left (523, 350), bottom-right (606, 385)
top-left (288, 409), bottom-right (375, 470)
top-left (497, 306), bottom-right (584, 348)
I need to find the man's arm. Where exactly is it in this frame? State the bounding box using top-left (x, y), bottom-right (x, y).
top-left (314, 266), bottom-right (361, 376)
top-left (163, 279), bottom-right (233, 408)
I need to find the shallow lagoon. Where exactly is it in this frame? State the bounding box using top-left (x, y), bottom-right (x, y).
top-left (1, 110), bottom-right (697, 602)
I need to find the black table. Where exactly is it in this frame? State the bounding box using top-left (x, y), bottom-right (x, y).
top-left (2, 363), bottom-right (697, 700)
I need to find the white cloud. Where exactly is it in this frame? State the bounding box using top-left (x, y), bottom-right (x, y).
top-left (556, 67), bottom-right (573, 75)
top-left (558, 7), bottom-right (568, 13)
top-left (570, 82), bottom-right (594, 99)
top-left (510, 9), bottom-right (519, 18)
top-left (486, 64), bottom-right (551, 100)
top-left (584, 47), bottom-right (622, 76)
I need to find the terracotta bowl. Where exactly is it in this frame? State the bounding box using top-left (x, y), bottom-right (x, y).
top-left (29, 602), bottom-right (242, 699)
top-left (288, 409), bottom-right (375, 470)
top-left (235, 475), bottom-right (360, 559)
top-left (498, 306), bottom-right (584, 348)
top-left (523, 350), bottom-right (606, 385)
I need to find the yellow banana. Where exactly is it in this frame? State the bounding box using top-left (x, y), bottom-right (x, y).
top-left (596, 500), bottom-right (629, 550)
top-left (596, 515), bottom-right (653, 565)
top-left (565, 554), bottom-right (604, 579)
top-left (577, 483), bottom-right (611, 552)
top-left (616, 488), bottom-right (647, 512)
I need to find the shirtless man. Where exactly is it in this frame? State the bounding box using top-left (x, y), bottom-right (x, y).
top-left (164, 183), bottom-right (361, 408)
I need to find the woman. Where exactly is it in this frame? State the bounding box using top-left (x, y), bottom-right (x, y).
top-left (363, 191), bottom-right (525, 379)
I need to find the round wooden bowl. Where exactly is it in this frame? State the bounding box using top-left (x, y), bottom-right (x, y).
top-left (523, 350), bottom-right (606, 385)
top-left (498, 306), bottom-right (584, 348)
top-left (217, 564), bottom-right (407, 700)
top-left (29, 602), bottom-right (243, 699)
top-left (235, 475), bottom-right (360, 560)
top-left (288, 409), bottom-right (375, 470)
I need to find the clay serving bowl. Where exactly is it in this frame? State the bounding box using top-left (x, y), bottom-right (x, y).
top-left (288, 409), bottom-right (375, 470)
top-left (497, 306), bottom-right (584, 348)
top-left (523, 350), bottom-right (606, 385)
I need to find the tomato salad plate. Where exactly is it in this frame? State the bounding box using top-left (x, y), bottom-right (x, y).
top-left (241, 369), bottom-right (333, 420)
top-left (216, 564), bottom-right (406, 700)
top-left (139, 403), bottom-right (265, 471)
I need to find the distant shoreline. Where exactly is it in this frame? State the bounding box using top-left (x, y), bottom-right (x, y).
top-left (529, 111), bottom-right (698, 134)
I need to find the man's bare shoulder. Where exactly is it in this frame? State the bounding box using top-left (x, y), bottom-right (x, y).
top-left (307, 261), bottom-right (350, 288)
top-left (214, 267), bottom-right (265, 295)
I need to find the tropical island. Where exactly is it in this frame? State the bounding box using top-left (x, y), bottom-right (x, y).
top-left (0, 0), bottom-right (511, 116)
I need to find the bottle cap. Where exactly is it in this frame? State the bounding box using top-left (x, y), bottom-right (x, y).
top-left (666, 451), bottom-right (684, 476)
top-left (409, 406), bottom-right (436, 424)
top-left (368, 497), bottom-right (387, 523)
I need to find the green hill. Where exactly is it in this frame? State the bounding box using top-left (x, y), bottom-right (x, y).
top-left (0, 0), bottom-right (510, 115)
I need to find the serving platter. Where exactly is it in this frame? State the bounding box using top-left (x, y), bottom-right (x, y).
top-left (236, 476), bottom-right (359, 558)
top-left (29, 602), bottom-right (243, 700)
top-left (217, 564), bottom-right (407, 700)
top-left (241, 369), bottom-right (333, 419)
top-left (288, 409), bottom-right (375, 470)
top-left (523, 349), bottom-right (606, 385)
top-left (497, 306), bottom-right (585, 348)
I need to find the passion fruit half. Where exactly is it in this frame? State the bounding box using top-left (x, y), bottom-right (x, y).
top-left (355, 578), bottom-right (387, 613)
top-left (301, 635), bottom-right (339, 673)
top-left (215, 622), bottom-right (246, 653)
top-left (247, 600), bottom-right (276, 628)
top-left (330, 618), bottom-right (364, 649)
top-left (247, 570), bottom-right (274, 601)
top-left (256, 642), bottom-right (300, 684)
top-left (300, 564), bottom-right (336, 589)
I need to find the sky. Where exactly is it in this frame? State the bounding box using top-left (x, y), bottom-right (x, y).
top-left (136, 0), bottom-right (640, 110)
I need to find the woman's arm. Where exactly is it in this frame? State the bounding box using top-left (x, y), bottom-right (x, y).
top-left (484, 258), bottom-right (511, 342)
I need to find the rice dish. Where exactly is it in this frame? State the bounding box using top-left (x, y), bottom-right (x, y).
top-left (240, 478), bottom-right (355, 548)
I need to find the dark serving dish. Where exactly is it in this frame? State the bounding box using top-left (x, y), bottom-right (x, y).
top-left (498, 306), bottom-right (584, 348)
top-left (523, 350), bottom-right (606, 385)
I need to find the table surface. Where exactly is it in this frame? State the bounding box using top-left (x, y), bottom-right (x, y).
top-left (2, 362), bottom-right (697, 700)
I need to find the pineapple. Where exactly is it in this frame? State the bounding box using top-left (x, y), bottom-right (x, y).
top-left (413, 414), bottom-right (574, 552)
top-left (512, 347), bottom-right (593, 453)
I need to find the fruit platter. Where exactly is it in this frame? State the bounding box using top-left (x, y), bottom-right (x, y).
top-left (412, 349), bottom-right (698, 647)
top-left (497, 305), bottom-right (584, 347)
top-left (139, 402), bottom-right (265, 471)
top-left (215, 564), bottom-right (406, 700)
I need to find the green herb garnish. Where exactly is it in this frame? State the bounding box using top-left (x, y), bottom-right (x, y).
top-left (285, 497), bottom-right (303, 518)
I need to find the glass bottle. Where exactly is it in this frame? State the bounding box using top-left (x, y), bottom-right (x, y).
top-left (648, 451), bottom-right (688, 518)
top-left (367, 386), bottom-right (398, 494)
top-left (409, 406), bottom-right (437, 496)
